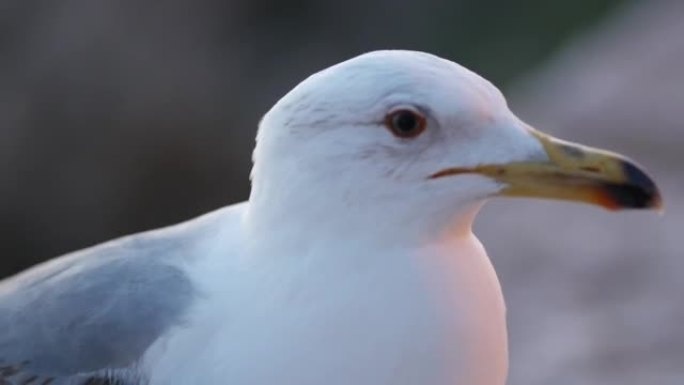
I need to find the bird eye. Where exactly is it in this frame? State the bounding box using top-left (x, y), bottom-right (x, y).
top-left (385, 108), bottom-right (427, 138)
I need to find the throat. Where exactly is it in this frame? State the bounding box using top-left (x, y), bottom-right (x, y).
top-left (245, 196), bottom-right (484, 251)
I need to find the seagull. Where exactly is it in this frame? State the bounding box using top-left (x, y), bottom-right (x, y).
top-left (0, 50), bottom-right (661, 385)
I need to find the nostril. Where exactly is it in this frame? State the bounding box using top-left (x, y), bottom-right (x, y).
top-left (560, 144), bottom-right (585, 158)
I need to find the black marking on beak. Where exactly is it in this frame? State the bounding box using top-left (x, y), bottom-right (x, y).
top-left (603, 161), bottom-right (662, 209)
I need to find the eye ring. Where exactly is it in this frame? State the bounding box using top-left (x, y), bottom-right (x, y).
top-left (385, 108), bottom-right (427, 138)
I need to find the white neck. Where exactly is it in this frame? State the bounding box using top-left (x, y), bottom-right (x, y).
top-left (246, 176), bottom-right (485, 250)
top-left (237, 194), bottom-right (508, 385)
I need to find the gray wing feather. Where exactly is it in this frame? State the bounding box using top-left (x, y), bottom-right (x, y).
top-left (0, 222), bottom-right (201, 385)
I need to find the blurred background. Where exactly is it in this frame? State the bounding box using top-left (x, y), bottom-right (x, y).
top-left (1, 0), bottom-right (682, 383)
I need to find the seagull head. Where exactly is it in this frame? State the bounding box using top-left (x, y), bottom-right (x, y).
top-left (249, 50), bottom-right (661, 241)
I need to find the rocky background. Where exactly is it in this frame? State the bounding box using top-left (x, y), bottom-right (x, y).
top-left (1, 0), bottom-right (682, 383)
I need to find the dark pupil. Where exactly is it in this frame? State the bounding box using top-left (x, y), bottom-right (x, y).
top-left (393, 111), bottom-right (418, 133)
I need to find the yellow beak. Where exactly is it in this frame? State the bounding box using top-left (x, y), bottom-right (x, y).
top-left (430, 128), bottom-right (663, 211)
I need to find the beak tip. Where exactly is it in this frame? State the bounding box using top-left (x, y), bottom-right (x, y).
top-left (651, 192), bottom-right (665, 215)
top-left (603, 160), bottom-right (663, 212)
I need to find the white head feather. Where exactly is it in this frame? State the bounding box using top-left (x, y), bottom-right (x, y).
top-left (248, 50), bottom-right (545, 243)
